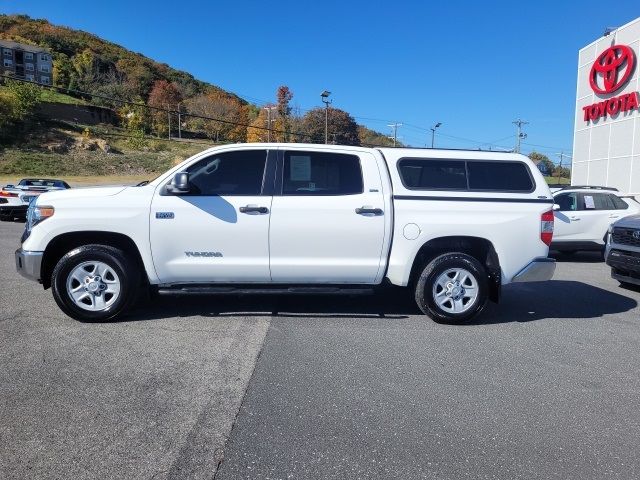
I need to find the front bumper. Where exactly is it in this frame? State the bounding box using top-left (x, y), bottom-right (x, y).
top-left (511, 257), bottom-right (556, 283)
top-left (15, 248), bottom-right (43, 282)
top-left (606, 248), bottom-right (640, 286)
top-left (0, 204), bottom-right (28, 218)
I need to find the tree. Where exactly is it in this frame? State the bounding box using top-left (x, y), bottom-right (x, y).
top-left (275, 85), bottom-right (293, 142)
top-left (301, 107), bottom-right (360, 145)
top-left (246, 106), bottom-right (273, 143)
top-left (358, 125), bottom-right (398, 147)
top-left (147, 80), bottom-right (182, 137)
top-left (52, 52), bottom-right (73, 89)
top-left (0, 80), bottom-right (42, 143)
top-left (183, 91), bottom-right (245, 142)
top-left (3, 79), bottom-right (42, 120)
top-left (528, 152), bottom-right (555, 177)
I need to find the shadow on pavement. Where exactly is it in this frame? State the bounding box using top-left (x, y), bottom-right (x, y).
top-left (122, 280), bottom-right (637, 325)
top-left (550, 250), bottom-right (604, 263)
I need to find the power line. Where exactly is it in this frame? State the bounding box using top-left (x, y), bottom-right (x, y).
top-left (387, 123), bottom-right (402, 147)
top-left (512, 119), bottom-right (528, 153)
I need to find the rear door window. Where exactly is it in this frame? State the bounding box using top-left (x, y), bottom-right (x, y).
top-left (282, 151), bottom-right (363, 195)
top-left (582, 193), bottom-right (614, 210)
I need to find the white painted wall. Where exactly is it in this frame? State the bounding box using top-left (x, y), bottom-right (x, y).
top-left (572, 17), bottom-right (640, 194)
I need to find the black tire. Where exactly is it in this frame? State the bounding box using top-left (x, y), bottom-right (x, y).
top-left (415, 252), bottom-right (488, 324)
top-left (51, 244), bottom-right (139, 322)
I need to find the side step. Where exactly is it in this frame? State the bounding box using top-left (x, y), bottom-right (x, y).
top-left (157, 285), bottom-right (375, 296)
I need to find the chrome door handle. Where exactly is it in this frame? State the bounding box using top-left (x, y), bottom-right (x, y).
top-left (569, 217), bottom-right (581, 221)
top-left (355, 206), bottom-right (383, 215)
top-left (239, 205), bottom-right (269, 214)
top-left (609, 215), bottom-right (620, 219)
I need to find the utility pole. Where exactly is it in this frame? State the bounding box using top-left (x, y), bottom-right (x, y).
top-left (556, 152), bottom-right (572, 183)
top-left (513, 119), bottom-right (528, 153)
top-left (321, 90), bottom-right (332, 144)
top-left (167, 105), bottom-right (171, 140)
top-left (263, 106), bottom-right (277, 142)
top-left (177, 101), bottom-right (183, 140)
top-left (388, 123), bottom-right (402, 147)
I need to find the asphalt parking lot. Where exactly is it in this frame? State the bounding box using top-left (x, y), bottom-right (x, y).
top-left (2, 220), bottom-right (640, 479)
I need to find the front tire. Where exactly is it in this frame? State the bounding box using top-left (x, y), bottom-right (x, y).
top-left (51, 244), bottom-right (139, 322)
top-left (415, 253), bottom-right (488, 324)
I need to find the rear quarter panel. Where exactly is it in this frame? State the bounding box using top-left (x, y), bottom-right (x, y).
top-left (379, 148), bottom-right (553, 286)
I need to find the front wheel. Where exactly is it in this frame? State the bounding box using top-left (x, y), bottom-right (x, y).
top-left (51, 244), bottom-right (139, 322)
top-left (415, 253), bottom-right (488, 324)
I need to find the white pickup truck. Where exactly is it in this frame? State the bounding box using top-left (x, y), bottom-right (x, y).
top-left (15, 143), bottom-right (556, 323)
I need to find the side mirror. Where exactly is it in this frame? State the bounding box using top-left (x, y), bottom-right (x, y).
top-left (553, 203), bottom-right (560, 211)
top-left (166, 172), bottom-right (190, 195)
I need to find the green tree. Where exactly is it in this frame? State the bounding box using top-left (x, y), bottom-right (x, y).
top-left (301, 107), bottom-right (360, 145)
top-left (52, 52), bottom-right (74, 89)
top-left (4, 79), bottom-right (42, 119)
top-left (528, 152), bottom-right (555, 176)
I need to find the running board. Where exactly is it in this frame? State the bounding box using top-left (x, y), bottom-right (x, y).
top-left (157, 285), bottom-right (375, 296)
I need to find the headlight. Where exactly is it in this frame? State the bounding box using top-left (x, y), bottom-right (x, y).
top-left (26, 204), bottom-right (55, 232)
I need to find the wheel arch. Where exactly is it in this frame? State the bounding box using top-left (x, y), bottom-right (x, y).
top-left (407, 236), bottom-right (501, 303)
top-left (41, 231), bottom-right (146, 289)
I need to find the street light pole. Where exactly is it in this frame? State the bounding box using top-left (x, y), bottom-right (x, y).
top-left (321, 90), bottom-right (332, 144)
top-left (430, 122), bottom-right (442, 148)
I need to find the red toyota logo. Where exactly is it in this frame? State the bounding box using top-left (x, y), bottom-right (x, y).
top-left (590, 45), bottom-right (635, 95)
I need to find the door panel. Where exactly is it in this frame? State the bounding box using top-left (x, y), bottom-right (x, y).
top-left (269, 149), bottom-right (386, 283)
top-left (150, 149), bottom-right (273, 283)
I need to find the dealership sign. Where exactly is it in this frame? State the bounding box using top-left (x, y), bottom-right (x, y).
top-left (583, 44), bottom-right (638, 123)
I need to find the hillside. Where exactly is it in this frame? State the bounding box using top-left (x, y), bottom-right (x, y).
top-left (0, 14), bottom-right (241, 103)
top-left (0, 14), bottom-right (397, 181)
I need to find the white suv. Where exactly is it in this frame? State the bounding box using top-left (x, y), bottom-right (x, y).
top-left (551, 186), bottom-right (640, 254)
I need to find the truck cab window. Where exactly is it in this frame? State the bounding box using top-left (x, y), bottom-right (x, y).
top-left (282, 151), bottom-right (363, 195)
top-left (185, 150), bottom-right (267, 195)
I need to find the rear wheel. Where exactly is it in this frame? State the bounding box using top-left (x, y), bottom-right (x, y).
top-left (51, 244), bottom-right (139, 322)
top-left (415, 253), bottom-right (488, 324)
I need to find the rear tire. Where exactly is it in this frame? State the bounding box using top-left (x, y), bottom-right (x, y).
top-left (51, 244), bottom-right (139, 322)
top-left (415, 253), bottom-right (488, 324)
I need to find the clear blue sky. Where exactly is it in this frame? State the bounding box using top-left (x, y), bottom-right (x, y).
top-left (1, 0), bottom-right (639, 159)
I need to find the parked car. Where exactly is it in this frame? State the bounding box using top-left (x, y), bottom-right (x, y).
top-left (551, 186), bottom-right (640, 254)
top-left (16, 144), bottom-right (556, 323)
top-left (0, 179), bottom-right (71, 221)
top-left (605, 215), bottom-right (640, 288)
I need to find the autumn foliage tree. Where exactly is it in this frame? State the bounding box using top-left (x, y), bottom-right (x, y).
top-left (184, 90), bottom-right (246, 142)
top-left (147, 80), bottom-right (182, 137)
top-left (275, 85), bottom-right (293, 142)
top-left (301, 107), bottom-right (360, 145)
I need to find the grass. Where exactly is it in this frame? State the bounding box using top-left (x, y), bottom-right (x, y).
top-left (39, 89), bottom-right (87, 105)
top-left (545, 176), bottom-right (570, 185)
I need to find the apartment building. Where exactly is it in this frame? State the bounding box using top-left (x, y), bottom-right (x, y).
top-left (0, 39), bottom-right (52, 85)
